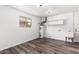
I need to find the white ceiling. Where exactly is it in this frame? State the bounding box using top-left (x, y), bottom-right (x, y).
top-left (11, 5), bottom-right (79, 17)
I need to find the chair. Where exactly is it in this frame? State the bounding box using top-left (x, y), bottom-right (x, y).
top-left (65, 31), bottom-right (74, 42)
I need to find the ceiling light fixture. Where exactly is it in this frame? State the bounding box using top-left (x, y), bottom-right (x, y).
top-left (45, 9), bottom-right (53, 14)
top-left (45, 9), bottom-right (56, 15)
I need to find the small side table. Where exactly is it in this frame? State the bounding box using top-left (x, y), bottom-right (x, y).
top-left (65, 37), bottom-right (74, 42)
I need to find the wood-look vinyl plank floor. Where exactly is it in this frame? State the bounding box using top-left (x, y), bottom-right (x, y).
top-left (0, 38), bottom-right (79, 54)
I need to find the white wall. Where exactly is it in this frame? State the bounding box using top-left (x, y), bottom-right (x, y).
top-left (0, 6), bottom-right (41, 51)
top-left (45, 12), bottom-right (74, 41)
top-left (74, 11), bottom-right (79, 42)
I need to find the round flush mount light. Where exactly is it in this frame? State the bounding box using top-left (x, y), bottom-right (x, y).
top-left (45, 9), bottom-right (55, 15)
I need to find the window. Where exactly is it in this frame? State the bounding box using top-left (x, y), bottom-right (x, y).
top-left (19, 16), bottom-right (32, 28)
top-left (47, 20), bottom-right (64, 25)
